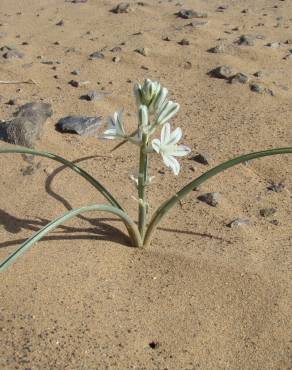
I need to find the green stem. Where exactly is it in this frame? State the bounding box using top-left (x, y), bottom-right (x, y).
top-left (143, 147), bottom-right (292, 247)
top-left (138, 133), bottom-right (148, 240)
top-left (0, 204), bottom-right (143, 272)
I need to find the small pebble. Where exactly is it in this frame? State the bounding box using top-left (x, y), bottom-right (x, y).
top-left (260, 208), bottom-right (277, 217)
top-left (198, 192), bottom-right (220, 207)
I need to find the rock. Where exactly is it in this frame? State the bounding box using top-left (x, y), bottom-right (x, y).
top-left (253, 70), bottom-right (264, 78)
top-left (260, 207), bottom-right (277, 217)
top-left (266, 42), bottom-right (280, 48)
top-left (71, 69), bottom-right (80, 75)
top-left (80, 91), bottom-right (109, 101)
top-left (2, 48), bottom-right (24, 59)
top-left (198, 192), bottom-right (220, 207)
top-left (69, 80), bottom-right (90, 87)
top-left (285, 39), bottom-right (292, 44)
top-left (230, 72), bottom-right (249, 84)
top-left (176, 9), bottom-right (207, 19)
top-left (56, 20), bottom-right (64, 26)
top-left (65, 0), bottom-right (88, 3)
top-left (227, 218), bottom-right (251, 228)
top-left (208, 44), bottom-right (225, 53)
top-left (6, 98), bottom-right (18, 106)
top-left (178, 39), bottom-right (190, 45)
top-left (283, 54), bottom-right (292, 60)
top-left (89, 51), bottom-right (105, 60)
top-left (135, 47), bottom-right (149, 56)
top-left (186, 20), bottom-right (208, 28)
top-left (209, 65), bottom-right (236, 79)
top-left (216, 5), bottom-right (228, 12)
top-left (56, 116), bottom-right (102, 136)
top-left (111, 46), bottom-right (122, 52)
top-left (0, 102), bottom-right (52, 148)
top-left (191, 153), bottom-right (210, 165)
top-left (238, 34), bottom-right (255, 46)
top-left (111, 3), bottom-right (132, 14)
top-left (250, 83), bottom-right (264, 94)
top-left (267, 182), bottom-right (285, 192)
top-left (112, 55), bottom-right (120, 62)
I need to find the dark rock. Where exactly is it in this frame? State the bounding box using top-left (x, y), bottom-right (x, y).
top-left (0, 102), bottom-right (52, 148)
top-left (176, 9), bottom-right (207, 19)
top-left (111, 3), bottom-right (132, 14)
top-left (191, 153), bottom-right (210, 165)
top-left (89, 51), bottom-right (105, 60)
top-left (2, 48), bottom-right (24, 59)
top-left (260, 207), bottom-right (277, 217)
top-left (111, 46), bottom-right (122, 52)
top-left (56, 20), bottom-right (64, 26)
top-left (6, 98), bottom-right (18, 106)
top-left (267, 182), bottom-right (285, 192)
top-left (112, 55), bottom-right (120, 62)
top-left (238, 34), bottom-right (255, 46)
top-left (266, 42), bottom-right (280, 48)
top-left (250, 83), bottom-right (264, 94)
top-left (186, 20), bottom-right (208, 28)
top-left (135, 47), bottom-right (149, 56)
top-left (65, 0), bottom-right (88, 3)
top-left (69, 79), bottom-right (79, 87)
top-left (80, 91), bottom-right (106, 101)
top-left (216, 5), bottom-right (228, 12)
top-left (71, 69), bottom-right (80, 75)
top-left (178, 39), bottom-right (190, 45)
top-left (230, 72), bottom-right (249, 84)
top-left (253, 70), bottom-right (264, 78)
top-left (209, 65), bottom-right (236, 79)
top-left (198, 192), bottom-right (220, 207)
top-left (56, 116), bottom-right (102, 136)
top-left (208, 44), bottom-right (225, 53)
top-left (227, 218), bottom-right (252, 227)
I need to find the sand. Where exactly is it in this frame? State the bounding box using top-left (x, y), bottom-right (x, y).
top-left (0, 0), bottom-right (291, 369)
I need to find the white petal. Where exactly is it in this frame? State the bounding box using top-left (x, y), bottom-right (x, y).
top-left (167, 126), bottom-right (182, 145)
top-left (170, 144), bottom-right (191, 157)
top-left (151, 138), bottom-right (161, 153)
top-left (162, 154), bottom-right (180, 176)
top-left (156, 101), bottom-right (180, 126)
top-left (161, 122), bottom-right (171, 143)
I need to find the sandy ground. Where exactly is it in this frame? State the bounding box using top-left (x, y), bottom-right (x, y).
top-left (0, 0), bottom-right (291, 369)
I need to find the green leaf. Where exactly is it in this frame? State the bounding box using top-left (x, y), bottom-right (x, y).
top-left (0, 204), bottom-right (142, 272)
top-left (144, 147), bottom-right (292, 246)
top-left (0, 146), bottom-right (122, 209)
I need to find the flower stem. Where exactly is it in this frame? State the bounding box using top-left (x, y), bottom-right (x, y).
top-left (138, 133), bottom-right (148, 240)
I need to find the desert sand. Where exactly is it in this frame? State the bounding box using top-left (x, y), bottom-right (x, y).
top-left (0, 0), bottom-right (291, 369)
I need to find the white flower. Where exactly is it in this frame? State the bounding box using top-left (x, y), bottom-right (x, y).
top-left (156, 101), bottom-right (180, 126)
top-left (102, 110), bottom-right (125, 139)
top-left (151, 123), bottom-right (191, 176)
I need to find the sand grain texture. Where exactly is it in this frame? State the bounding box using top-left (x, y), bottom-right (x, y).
top-left (0, 0), bottom-right (291, 369)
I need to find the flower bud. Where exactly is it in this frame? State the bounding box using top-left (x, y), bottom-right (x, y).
top-left (138, 105), bottom-right (149, 127)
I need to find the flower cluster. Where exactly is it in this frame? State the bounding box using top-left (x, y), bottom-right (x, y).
top-left (102, 79), bottom-right (190, 176)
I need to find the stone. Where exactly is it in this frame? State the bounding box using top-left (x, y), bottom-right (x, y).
top-left (80, 91), bottom-right (109, 101)
top-left (135, 47), bottom-right (149, 56)
top-left (253, 70), bottom-right (264, 78)
top-left (56, 116), bottom-right (102, 136)
top-left (208, 44), bottom-right (225, 53)
top-left (6, 98), bottom-right (18, 106)
top-left (2, 48), bottom-right (24, 59)
top-left (111, 46), bottom-right (122, 52)
top-left (0, 102), bottom-right (52, 148)
top-left (112, 55), bottom-right (120, 62)
top-left (209, 65), bottom-right (236, 79)
top-left (267, 182), bottom-right (285, 192)
top-left (260, 207), bottom-right (277, 217)
top-left (89, 51), bottom-right (105, 60)
top-left (177, 9), bottom-right (207, 19)
top-left (56, 20), bottom-right (64, 26)
top-left (69, 80), bottom-right (90, 87)
top-left (71, 69), bottom-right (80, 75)
top-left (111, 3), bottom-right (132, 14)
top-left (283, 54), bottom-right (292, 60)
top-left (178, 39), bottom-right (190, 45)
top-left (186, 20), bottom-right (208, 28)
top-left (191, 153), bottom-right (210, 165)
top-left (266, 42), bottom-right (280, 48)
top-left (198, 192), bottom-right (220, 207)
top-left (230, 72), bottom-right (249, 84)
top-left (250, 83), bottom-right (264, 94)
top-left (216, 5), bottom-right (228, 12)
top-left (227, 218), bottom-right (251, 228)
top-left (238, 34), bottom-right (255, 46)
